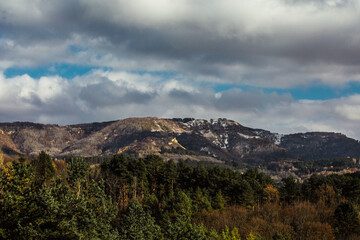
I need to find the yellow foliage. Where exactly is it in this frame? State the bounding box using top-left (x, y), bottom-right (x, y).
top-left (315, 184), bottom-right (337, 206)
top-left (0, 150), bottom-right (3, 168)
top-left (246, 231), bottom-right (261, 240)
top-left (221, 226), bottom-right (241, 240)
top-left (264, 185), bottom-right (279, 203)
top-left (118, 146), bottom-right (130, 154)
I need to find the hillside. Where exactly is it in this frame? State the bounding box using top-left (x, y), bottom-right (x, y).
top-left (0, 117), bottom-right (360, 163)
top-left (1, 117), bottom-right (360, 166)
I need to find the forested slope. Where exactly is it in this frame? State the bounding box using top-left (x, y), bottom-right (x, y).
top-left (1, 152), bottom-right (360, 239)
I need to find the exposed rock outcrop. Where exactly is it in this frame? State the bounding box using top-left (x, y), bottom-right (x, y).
top-left (0, 118), bottom-right (359, 164)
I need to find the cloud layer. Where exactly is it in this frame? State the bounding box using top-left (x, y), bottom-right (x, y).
top-left (1, 0), bottom-right (360, 138)
top-left (1, 70), bottom-right (360, 139)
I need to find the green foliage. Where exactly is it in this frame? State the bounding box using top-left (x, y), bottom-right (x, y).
top-left (143, 193), bottom-right (161, 218)
top-left (280, 176), bottom-right (300, 203)
top-left (0, 157), bottom-right (119, 239)
top-left (294, 158), bottom-right (358, 174)
top-left (193, 187), bottom-right (212, 212)
top-left (334, 202), bottom-right (360, 238)
top-left (5, 152), bottom-right (360, 239)
top-left (272, 232), bottom-right (291, 240)
top-left (0, 158), bottom-right (35, 239)
top-left (31, 151), bottom-right (56, 183)
top-left (66, 157), bottom-right (90, 186)
top-left (212, 190), bottom-right (226, 210)
top-left (220, 226), bottom-right (241, 240)
top-left (174, 191), bottom-right (193, 218)
top-left (246, 232), bottom-right (264, 240)
top-left (118, 200), bottom-right (161, 240)
top-left (162, 215), bottom-right (208, 240)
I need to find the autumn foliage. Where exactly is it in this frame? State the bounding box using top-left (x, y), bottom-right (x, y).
top-left (1, 153), bottom-right (360, 239)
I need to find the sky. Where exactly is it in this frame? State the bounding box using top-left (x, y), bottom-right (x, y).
top-left (1, 0), bottom-right (360, 139)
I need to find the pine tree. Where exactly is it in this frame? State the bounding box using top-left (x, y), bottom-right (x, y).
top-left (31, 151), bottom-right (56, 183)
top-left (213, 190), bottom-right (226, 210)
top-left (334, 202), bottom-right (360, 238)
top-left (280, 176), bottom-right (300, 203)
top-left (118, 200), bottom-right (162, 240)
top-left (0, 157), bottom-right (119, 239)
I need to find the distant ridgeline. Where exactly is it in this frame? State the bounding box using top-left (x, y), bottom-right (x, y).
top-left (0, 117), bottom-right (360, 170)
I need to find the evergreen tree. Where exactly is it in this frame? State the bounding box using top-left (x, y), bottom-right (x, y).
top-left (0, 158), bottom-right (35, 239)
top-left (212, 190), bottom-right (226, 210)
top-left (31, 151), bottom-right (56, 183)
top-left (0, 158), bottom-right (119, 239)
top-left (118, 200), bottom-right (162, 240)
top-left (280, 176), bottom-right (300, 203)
top-left (334, 202), bottom-right (360, 239)
top-left (162, 215), bottom-right (208, 240)
top-left (67, 157), bottom-right (90, 186)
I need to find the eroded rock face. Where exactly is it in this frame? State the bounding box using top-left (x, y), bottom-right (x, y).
top-left (0, 118), bottom-right (359, 163)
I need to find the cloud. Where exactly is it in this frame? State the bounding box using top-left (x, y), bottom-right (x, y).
top-left (1, 70), bottom-right (360, 139)
top-left (1, 1), bottom-right (360, 139)
top-left (0, 0), bottom-right (360, 87)
top-left (79, 79), bottom-right (156, 108)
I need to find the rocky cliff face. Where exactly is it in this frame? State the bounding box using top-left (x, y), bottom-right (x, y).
top-left (0, 117), bottom-right (359, 164)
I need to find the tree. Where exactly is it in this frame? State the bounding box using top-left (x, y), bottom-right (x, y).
top-left (0, 150), bottom-right (4, 168)
top-left (118, 200), bottom-right (161, 240)
top-left (334, 202), bottom-right (360, 239)
top-left (314, 184), bottom-right (337, 207)
top-left (193, 187), bottom-right (212, 212)
top-left (246, 231), bottom-right (264, 240)
top-left (0, 157), bottom-right (119, 239)
top-left (67, 157), bottom-right (89, 186)
top-left (301, 221), bottom-right (335, 240)
top-left (229, 179), bottom-right (254, 206)
top-left (280, 176), bottom-right (300, 203)
top-left (163, 159), bottom-right (179, 195)
top-left (162, 215), bottom-right (208, 240)
top-left (144, 155), bottom-right (164, 194)
top-left (263, 185), bottom-right (279, 204)
top-left (213, 190), bottom-right (226, 210)
top-left (220, 226), bottom-right (241, 240)
top-left (174, 191), bottom-right (193, 219)
top-left (31, 151), bottom-right (56, 183)
top-left (0, 157), bottom-right (35, 239)
top-left (67, 157), bottom-right (90, 199)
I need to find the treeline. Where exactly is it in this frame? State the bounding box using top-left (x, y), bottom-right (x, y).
top-left (293, 158), bottom-right (358, 174)
top-left (1, 152), bottom-right (360, 239)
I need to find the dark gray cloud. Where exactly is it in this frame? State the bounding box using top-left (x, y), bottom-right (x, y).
top-left (1, 0), bottom-right (360, 87)
top-left (79, 79), bottom-right (156, 108)
top-left (1, 0), bottom-right (360, 139)
top-left (168, 88), bottom-right (293, 111)
top-left (214, 89), bottom-right (293, 111)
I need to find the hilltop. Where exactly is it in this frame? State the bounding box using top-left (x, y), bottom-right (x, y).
top-left (1, 117), bottom-right (359, 170)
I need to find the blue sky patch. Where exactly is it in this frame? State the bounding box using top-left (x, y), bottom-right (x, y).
top-left (69, 45), bottom-right (87, 53)
top-left (4, 63), bottom-right (100, 79)
top-left (129, 70), bottom-right (178, 79)
top-left (213, 82), bottom-right (360, 100)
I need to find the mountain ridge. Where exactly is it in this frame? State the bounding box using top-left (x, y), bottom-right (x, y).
top-left (0, 117), bottom-right (359, 165)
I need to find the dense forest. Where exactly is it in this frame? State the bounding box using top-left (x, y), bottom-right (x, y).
top-left (1, 151), bottom-right (360, 239)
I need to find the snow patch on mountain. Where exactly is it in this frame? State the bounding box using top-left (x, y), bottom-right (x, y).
top-left (238, 133), bottom-right (260, 139)
top-left (274, 134), bottom-right (284, 145)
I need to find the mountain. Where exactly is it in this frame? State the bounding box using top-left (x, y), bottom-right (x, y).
top-left (0, 117), bottom-right (359, 165)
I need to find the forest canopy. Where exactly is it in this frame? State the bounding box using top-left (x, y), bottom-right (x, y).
top-left (1, 152), bottom-right (360, 239)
